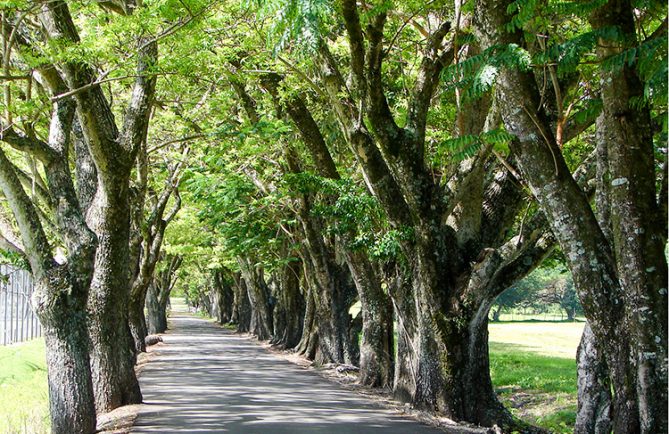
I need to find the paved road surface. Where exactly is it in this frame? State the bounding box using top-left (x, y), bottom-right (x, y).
top-left (132, 308), bottom-right (448, 434)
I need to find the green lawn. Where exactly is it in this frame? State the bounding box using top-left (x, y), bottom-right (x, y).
top-left (489, 321), bottom-right (584, 433)
top-left (0, 338), bottom-right (49, 434)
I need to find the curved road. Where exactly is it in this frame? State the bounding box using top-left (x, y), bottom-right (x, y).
top-left (132, 307), bottom-right (454, 434)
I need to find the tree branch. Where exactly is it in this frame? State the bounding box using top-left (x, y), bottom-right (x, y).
top-left (120, 38), bottom-right (158, 162)
top-left (0, 147), bottom-right (53, 276)
top-left (0, 126), bottom-right (57, 163)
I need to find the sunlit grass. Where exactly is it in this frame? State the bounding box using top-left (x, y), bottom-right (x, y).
top-left (0, 338), bottom-right (49, 434)
top-left (489, 321), bottom-right (584, 358)
top-left (489, 322), bottom-right (582, 433)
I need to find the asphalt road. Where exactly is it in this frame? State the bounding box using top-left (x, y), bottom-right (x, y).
top-left (131, 308), bottom-right (452, 434)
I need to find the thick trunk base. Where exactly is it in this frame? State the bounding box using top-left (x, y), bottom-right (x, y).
top-left (41, 303), bottom-right (97, 434)
top-left (88, 306), bottom-right (142, 412)
top-left (393, 284), bottom-right (524, 430)
top-left (575, 323), bottom-right (612, 434)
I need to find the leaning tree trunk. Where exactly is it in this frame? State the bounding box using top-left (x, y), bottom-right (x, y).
top-left (473, 0), bottom-right (646, 429)
top-left (128, 289), bottom-right (149, 353)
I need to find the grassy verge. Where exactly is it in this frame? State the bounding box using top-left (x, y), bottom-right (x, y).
top-left (489, 322), bottom-right (583, 433)
top-left (0, 339), bottom-right (49, 434)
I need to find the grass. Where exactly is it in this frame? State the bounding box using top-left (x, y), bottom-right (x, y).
top-left (0, 338), bottom-right (49, 434)
top-left (489, 321), bottom-right (584, 433)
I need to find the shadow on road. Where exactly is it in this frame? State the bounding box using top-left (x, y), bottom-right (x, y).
top-left (133, 313), bottom-right (446, 434)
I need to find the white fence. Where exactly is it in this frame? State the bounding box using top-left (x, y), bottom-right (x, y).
top-left (0, 265), bottom-right (40, 345)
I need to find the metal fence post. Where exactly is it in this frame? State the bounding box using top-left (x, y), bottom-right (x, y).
top-left (0, 266), bottom-right (38, 346)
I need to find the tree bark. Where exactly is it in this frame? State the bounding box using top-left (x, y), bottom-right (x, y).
top-left (294, 268), bottom-right (320, 361)
top-left (293, 198), bottom-right (358, 365)
top-left (208, 270), bottom-right (233, 324)
top-left (146, 282), bottom-right (168, 334)
top-left (231, 272), bottom-right (252, 333)
top-left (589, 2), bottom-right (668, 430)
top-left (87, 178), bottom-right (142, 411)
top-left (271, 257), bottom-right (304, 348)
top-left (238, 257), bottom-right (274, 340)
top-left (128, 291), bottom-right (148, 351)
top-left (575, 323), bottom-right (612, 434)
top-left (346, 249), bottom-right (393, 387)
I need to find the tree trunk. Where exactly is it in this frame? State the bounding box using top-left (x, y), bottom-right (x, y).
top-left (291, 194), bottom-right (358, 365)
top-left (566, 308), bottom-right (575, 322)
top-left (295, 276), bottom-right (319, 360)
top-left (209, 276), bottom-right (222, 322)
top-left (231, 272), bottom-right (252, 333)
top-left (33, 275), bottom-right (97, 434)
top-left (589, 2), bottom-right (668, 430)
top-left (146, 283), bottom-right (168, 334)
top-left (210, 269), bottom-right (234, 324)
top-left (238, 257), bottom-right (273, 340)
top-left (473, 0), bottom-right (647, 429)
top-left (389, 243), bottom-right (540, 432)
top-left (575, 323), bottom-right (612, 434)
top-left (346, 249), bottom-right (393, 387)
top-left (87, 180), bottom-right (142, 412)
top-left (128, 292), bottom-right (148, 353)
top-left (200, 288), bottom-right (212, 317)
top-left (307, 255), bottom-right (358, 365)
top-left (271, 258), bottom-right (304, 348)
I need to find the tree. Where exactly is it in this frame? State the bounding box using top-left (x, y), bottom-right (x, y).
top-left (0, 0), bottom-right (163, 427)
top-left (473, 0), bottom-right (667, 429)
top-left (41, 7), bottom-right (155, 411)
top-left (128, 144), bottom-right (185, 353)
top-left (0, 63), bottom-right (98, 434)
top-left (146, 254), bottom-right (182, 334)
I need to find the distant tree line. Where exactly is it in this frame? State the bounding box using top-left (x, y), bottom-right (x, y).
top-left (492, 267), bottom-right (583, 322)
